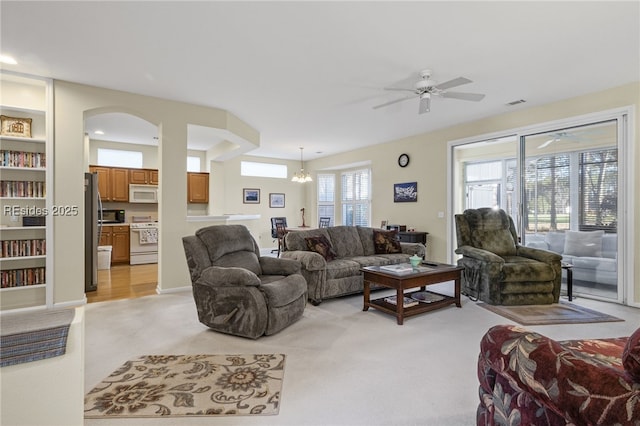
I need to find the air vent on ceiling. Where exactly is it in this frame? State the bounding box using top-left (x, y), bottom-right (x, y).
top-left (506, 99), bottom-right (527, 106)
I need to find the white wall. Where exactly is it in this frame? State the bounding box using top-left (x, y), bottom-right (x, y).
top-left (53, 80), bottom-right (260, 304)
top-left (49, 79), bottom-right (639, 307)
top-left (307, 82), bottom-right (640, 305)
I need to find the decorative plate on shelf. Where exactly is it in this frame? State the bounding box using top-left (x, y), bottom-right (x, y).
top-left (1, 115), bottom-right (32, 138)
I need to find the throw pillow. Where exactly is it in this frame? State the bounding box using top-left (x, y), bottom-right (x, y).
top-left (564, 230), bottom-right (604, 257)
top-left (373, 230), bottom-right (402, 254)
top-left (305, 235), bottom-right (337, 261)
top-left (622, 327), bottom-right (640, 381)
top-left (545, 232), bottom-right (566, 254)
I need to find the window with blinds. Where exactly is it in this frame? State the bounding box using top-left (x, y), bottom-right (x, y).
top-left (579, 148), bottom-right (618, 232)
top-left (524, 148), bottom-right (618, 233)
top-left (317, 174), bottom-right (335, 226)
top-left (341, 169), bottom-right (370, 226)
top-left (524, 154), bottom-right (571, 232)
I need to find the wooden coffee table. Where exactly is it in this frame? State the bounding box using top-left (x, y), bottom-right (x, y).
top-left (361, 262), bottom-right (463, 325)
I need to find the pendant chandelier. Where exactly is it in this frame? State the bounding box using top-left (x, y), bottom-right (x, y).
top-left (291, 147), bottom-right (312, 183)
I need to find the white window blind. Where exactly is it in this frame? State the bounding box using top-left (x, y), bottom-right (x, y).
top-left (524, 154), bottom-right (571, 232)
top-left (579, 148), bottom-right (618, 232)
top-left (341, 169), bottom-right (370, 227)
top-left (317, 173), bottom-right (335, 226)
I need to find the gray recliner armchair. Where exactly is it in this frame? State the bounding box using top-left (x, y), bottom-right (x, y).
top-left (454, 208), bottom-right (562, 305)
top-left (182, 224), bottom-right (307, 339)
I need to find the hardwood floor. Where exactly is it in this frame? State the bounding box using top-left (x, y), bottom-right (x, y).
top-left (86, 263), bottom-right (158, 303)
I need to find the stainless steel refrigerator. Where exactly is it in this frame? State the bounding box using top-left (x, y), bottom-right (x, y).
top-left (84, 172), bottom-right (101, 292)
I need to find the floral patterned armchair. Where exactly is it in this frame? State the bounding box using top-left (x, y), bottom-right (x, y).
top-left (477, 325), bottom-right (640, 425)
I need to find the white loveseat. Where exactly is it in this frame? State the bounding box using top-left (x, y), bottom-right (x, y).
top-left (525, 230), bottom-right (617, 287)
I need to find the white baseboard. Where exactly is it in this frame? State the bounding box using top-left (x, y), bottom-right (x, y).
top-left (156, 285), bottom-right (191, 295)
top-left (54, 298), bottom-right (87, 309)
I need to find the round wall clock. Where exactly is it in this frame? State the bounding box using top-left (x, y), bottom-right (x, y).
top-left (398, 153), bottom-right (410, 168)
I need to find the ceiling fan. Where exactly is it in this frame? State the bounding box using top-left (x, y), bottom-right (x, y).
top-left (537, 131), bottom-right (581, 149)
top-left (373, 69), bottom-right (485, 114)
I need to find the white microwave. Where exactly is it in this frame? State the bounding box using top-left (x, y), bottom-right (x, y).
top-left (129, 184), bottom-right (158, 203)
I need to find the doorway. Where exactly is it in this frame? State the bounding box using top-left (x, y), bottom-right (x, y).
top-left (450, 110), bottom-right (631, 304)
top-left (84, 112), bottom-right (160, 302)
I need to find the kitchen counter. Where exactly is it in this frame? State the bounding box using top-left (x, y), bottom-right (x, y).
top-left (186, 214), bottom-right (261, 222)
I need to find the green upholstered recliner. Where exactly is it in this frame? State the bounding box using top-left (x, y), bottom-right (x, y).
top-left (182, 224), bottom-right (307, 339)
top-left (454, 208), bottom-right (562, 305)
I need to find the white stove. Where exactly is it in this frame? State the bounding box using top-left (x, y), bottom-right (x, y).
top-left (130, 222), bottom-right (158, 229)
top-left (129, 221), bottom-right (158, 265)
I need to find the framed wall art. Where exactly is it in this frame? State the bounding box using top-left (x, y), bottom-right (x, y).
top-left (243, 188), bottom-right (260, 204)
top-left (269, 193), bottom-right (285, 208)
top-left (0, 115), bottom-right (32, 138)
top-left (393, 182), bottom-right (417, 202)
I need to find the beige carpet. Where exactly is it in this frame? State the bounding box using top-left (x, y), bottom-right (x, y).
top-left (478, 301), bottom-right (624, 325)
top-left (85, 354), bottom-right (285, 418)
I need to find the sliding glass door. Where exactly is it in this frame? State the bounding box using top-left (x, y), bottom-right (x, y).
top-left (451, 117), bottom-right (623, 302)
top-left (522, 120), bottom-right (619, 300)
top-left (452, 136), bottom-right (518, 220)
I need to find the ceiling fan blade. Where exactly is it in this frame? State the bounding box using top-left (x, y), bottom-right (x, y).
top-left (434, 77), bottom-right (472, 90)
top-left (537, 139), bottom-right (555, 149)
top-left (440, 91), bottom-right (485, 101)
top-left (418, 96), bottom-right (431, 114)
top-left (384, 87), bottom-right (416, 93)
top-left (372, 95), bottom-right (417, 110)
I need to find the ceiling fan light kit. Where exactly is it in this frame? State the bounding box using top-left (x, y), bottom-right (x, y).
top-left (373, 68), bottom-right (486, 114)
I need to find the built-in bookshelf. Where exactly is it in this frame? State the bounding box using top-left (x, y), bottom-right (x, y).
top-left (0, 72), bottom-right (53, 310)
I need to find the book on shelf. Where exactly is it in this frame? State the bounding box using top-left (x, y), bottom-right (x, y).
top-left (379, 263), bottom-right (414, 274)
top-left (383, 295), bottom-right (419, 308)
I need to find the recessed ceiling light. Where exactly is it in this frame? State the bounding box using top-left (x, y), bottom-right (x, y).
top-left (0, 55), bottom-right (17, 65)
top-left (94, 130), bottom-right (105, 135)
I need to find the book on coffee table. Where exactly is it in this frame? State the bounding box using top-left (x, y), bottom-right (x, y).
top-left (384, 295), bottom-right (419, 307)
top-left (379, 263), bottom-right (414, 274)
top-left (411, 291), bottom-right (446, 304)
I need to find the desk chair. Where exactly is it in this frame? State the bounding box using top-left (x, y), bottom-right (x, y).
top-left (270, 217), bottom-right (288, 256)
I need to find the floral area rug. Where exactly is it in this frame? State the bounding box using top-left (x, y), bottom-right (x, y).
top-left (85, 354), bottom-right (285, 418)
top-left (478, 300), bottom-right (623, 325)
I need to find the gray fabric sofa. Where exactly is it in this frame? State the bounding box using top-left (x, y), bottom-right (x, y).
top-left (281, 226), bottom-right (425, 305)
top-left (525, 231), bottom-right (617, 286)
top-left (182, 225), bottom-right (307, 339)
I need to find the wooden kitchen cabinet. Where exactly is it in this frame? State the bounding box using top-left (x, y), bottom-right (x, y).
top-left (98, 228), bottom-right (112, 247)
top-left (129, 168), bottom-right (159, 185)
top-left (99, 225), bottom-right (130, 264)
top-left (91, 166), bottom-right (111, 201)
top-left (111, 226), bottom-right (130, 263)
top-left (111, 168), bottom-right (129, 202)
top-left (187, 172), bottom-right (209, 203)
top-left (90, 165), bottom-right (129, 202)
